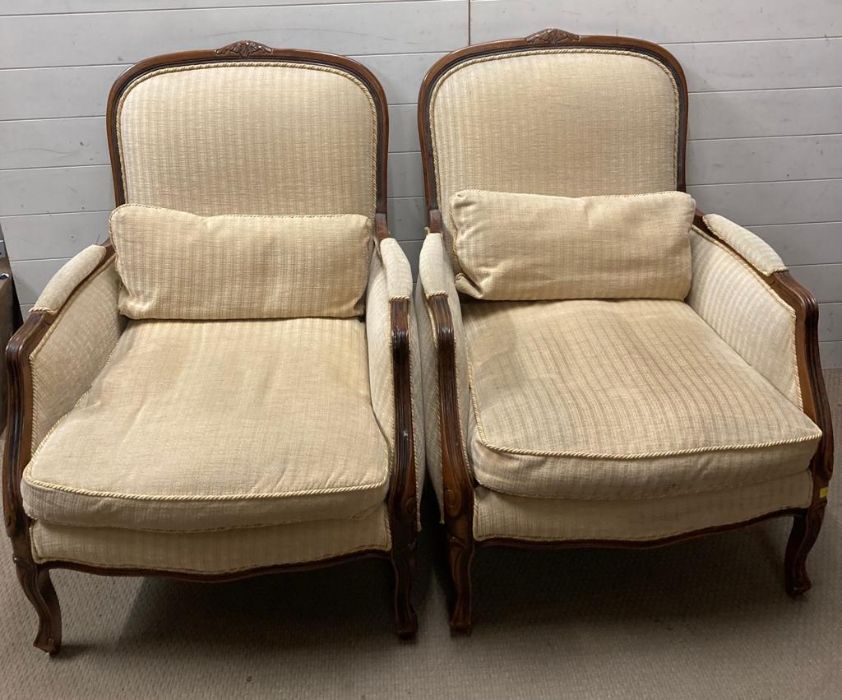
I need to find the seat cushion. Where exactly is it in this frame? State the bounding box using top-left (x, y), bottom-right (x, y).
top-left (22, 318), bottom-right (390, 532)
top-left (462, 299), bottom-right (821, 501)
top-left (473, 473), bottom-right (813, 543)
top-left (31, 506), bottom-right (391, 574)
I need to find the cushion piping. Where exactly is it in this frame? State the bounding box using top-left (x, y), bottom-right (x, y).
top-left (467, 356), bottom-right (821, 462)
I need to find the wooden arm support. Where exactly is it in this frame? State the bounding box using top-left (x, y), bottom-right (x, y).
top-left (386, 297), bottom-right (418, 537)
top-left (426, 293), bottom-right (475, 630)
top-left (4, 312), bottom-right (51, 541)
top-left (385, 296), bottom-right (420, 637)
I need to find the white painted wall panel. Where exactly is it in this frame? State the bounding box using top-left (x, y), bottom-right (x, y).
top-left (821, 341), bottom-right (842, 368)
top-left (0, 165), bottom-right (114, 217)
top-left (469, 0), bottom-right (840, 43)
top-left (688, 180), bottom-right (842, 227)
top-left (0, 211), bottom-right (108, 261)
top-left (388, 196), bottom-right (426, 242)
top-left (356, 52), bottom-right (445, 105)
top-left (389, 105), bottom-right (420, 153)
top-left (790, 264), bottom-right (842, 304)
top-left (0, 65), bottom-right (126, 120)
top-left (819, 303), bottom-right (842, 342)
top-left (0, 2), bottom-right (466, 68)
top-left (2, 0), bottom-right (395, 12)
top-left (670, 38), bottom-right (842, 93)
top-left (687, 136), bottom-right (842, 186)
top-left (751, 223), bottom-right (842, 267)
top-left (689, 88), bottom-right (842, 140)
top-left (0, 117), bottom-right (107, 170)
top-left (388, 152), bottom-right (424, 199)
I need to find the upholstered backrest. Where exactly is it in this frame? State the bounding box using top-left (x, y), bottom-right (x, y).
top-left (110, 45), bottom-right (385, 218)
top-left (420, 31), bottom-right (687, 237)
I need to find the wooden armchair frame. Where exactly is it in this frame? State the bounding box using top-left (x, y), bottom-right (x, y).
top-left (417, 29), bottom-right (834, 632)
top-left (3, 41), bottom-right (418, 653)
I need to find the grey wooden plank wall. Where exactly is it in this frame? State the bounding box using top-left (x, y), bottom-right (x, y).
top-left (1, 0), bottom-right (840, 366)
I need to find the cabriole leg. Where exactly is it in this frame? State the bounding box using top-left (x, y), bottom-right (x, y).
top-left (447, 531), bottom-right (474, 635)
top-left (390, 545), bottom-right (418, 639)
top-left (785, 505), bottom-right (826, 597)
top-left (14, 557), bottom-right (62, 654)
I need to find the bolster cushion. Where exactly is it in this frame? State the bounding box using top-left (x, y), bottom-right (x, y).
top-left (110, 204), bottom-right (373, 320)
top-left (450, 189), bottom-right (695, 301)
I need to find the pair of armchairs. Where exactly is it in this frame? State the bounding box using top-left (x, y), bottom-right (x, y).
top-left (3, 30), bottom-right (832, 654)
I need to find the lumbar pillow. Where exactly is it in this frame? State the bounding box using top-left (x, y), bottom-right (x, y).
top-left (449, 189), bottom-right (695, 301)
top-left (109, 205), bottom-right (373, 320)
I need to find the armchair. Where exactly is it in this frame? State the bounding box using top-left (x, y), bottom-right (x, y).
top-left (4, 41), bottom-right (422, 653)
top-left (416, 29), bottom-right (833, 632)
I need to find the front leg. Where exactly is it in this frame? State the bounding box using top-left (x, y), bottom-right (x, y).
top-left (785, 504), bottom-right (826, 597)
top-left (13, 552), bottom-right (62, 654)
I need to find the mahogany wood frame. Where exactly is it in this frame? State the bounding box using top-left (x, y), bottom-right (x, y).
top-left (3, 41), bottom-right (418, 654)
top-left (417, 29), bottom-right (834, 633)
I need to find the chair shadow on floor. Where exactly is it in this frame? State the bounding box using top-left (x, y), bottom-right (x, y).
top-left (459, 515), bottom-right (825, 633)
top-left (48, 480), bottom-right (836, 656)
top-left (102, 494), bottom-right (442, 654)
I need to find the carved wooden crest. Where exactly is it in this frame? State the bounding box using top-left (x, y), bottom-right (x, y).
top-left (215, 40), bottom-right (274, 58)
top-left (525, 28), bottom-right (582, 46)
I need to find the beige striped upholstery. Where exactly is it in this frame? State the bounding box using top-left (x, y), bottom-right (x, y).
top-left (462, 299), bottom-right (820, 501)
top-left (378, 238), bottom-right (414, 301)
top-left (116, 62), bottom-right (377, 217)
top-left (416, 233), bottom-right (471, 515)
top-left (450, 189), bottom-right (694, 301)
top-left (428, 49), bottom-right (681, 244)
top-left (703, 214), bottom-right (787, 276)
top-left (31, 245), bottom-right (107, 313)
top-left (688, 226), bottom-right (802, 407)
top-left (366, 238), bottom-right (425, 525)
top-left (23, 317), bottom-right (390, 532)
top-left (110, 205), bottom-right (374, 320)
top-left (29, 254), bottom-right (126, 451)
top-left (31, 506), bottom-right (391, 574)
top-left (473, 472), bottom-right (812, 542)
top-left (21, 57), bottom-right (403, 574)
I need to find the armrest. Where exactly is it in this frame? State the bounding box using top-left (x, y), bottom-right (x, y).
top-left (4, 245), bottom-right (124, 538)
top-left (31, 245), bottom-right (108, 313)
top-left (416, 232), bottom-right (472, 524)
top-left (701, 214), bottom-right (786, 276)
top-left (366, 237), bottom-right (422, 532)
top-left (689, 213), bottom-right (833, 500)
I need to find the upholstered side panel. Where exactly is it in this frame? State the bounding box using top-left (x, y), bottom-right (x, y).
top-left (31, 506), bottom-right (391, 574)
top-left (688, 227), bottom-right (802, 407)
top-left (117, 62), bottom-right (377, 216)
top-left (30, 256), bottom-right (125, 451)
top-left (367, 248), bottom-right (397, 465)
top-left (473, 472), bottom-right (812, 542)
top-left (429, 49), bottom-right (681, 238)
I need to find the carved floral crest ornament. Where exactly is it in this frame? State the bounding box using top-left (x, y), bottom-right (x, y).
top-left (215, 40), bottom-right (274, 58)
top-left (525, 28), bottom-right (582, 45)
